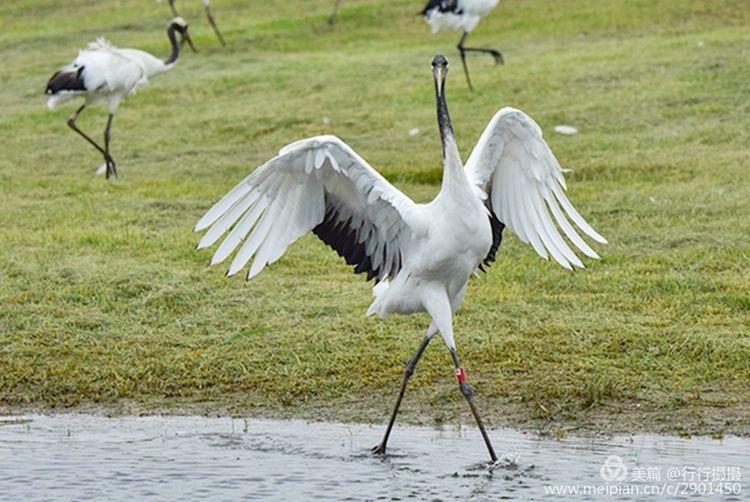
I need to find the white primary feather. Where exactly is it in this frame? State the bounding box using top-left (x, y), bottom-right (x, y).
top-left (195, 135), bottom-right (416, 281)
top-left (465, 107), bottom-right (607, 270)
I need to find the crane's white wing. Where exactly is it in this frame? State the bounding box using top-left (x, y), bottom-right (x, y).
top-left (465, 107), bottom-right (606, 270)
top-left (195, 135), bottom-right (416, 280)
top-left (46, 39), bottom-right (146, 110)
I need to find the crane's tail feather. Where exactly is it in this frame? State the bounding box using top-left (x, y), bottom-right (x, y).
top-left (366, 279), bottom-right (390, 317)
top-left (46, 66), bottom-right (86, 94)
top-left (46, 66), bottom-right (87, 109)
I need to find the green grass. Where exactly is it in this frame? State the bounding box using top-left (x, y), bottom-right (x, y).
top-left (1, 0), bottom-right (749, 436)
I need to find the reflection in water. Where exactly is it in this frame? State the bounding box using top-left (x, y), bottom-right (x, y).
top-left (0, 415), bottom-right (747, 501)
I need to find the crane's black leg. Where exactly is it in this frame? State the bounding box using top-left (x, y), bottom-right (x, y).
top-left (204, 3), bottom-right (226, 46)
top-left (450, 348), bottom-right (497, 462)
top-left (328, 0), bottom-right (342, 25)
top-left (457, 32), bottom-right (474, 91)
top-left (103, 113), bottom-right (117, 179)
top-left (67, 105), bottom-right (113, 173)
top-left (372, 334), bottom-right (433, 455)
top-left (168, 0), bottom-right (179, 17)
top-left (457, 31), bottom-right (504, 91)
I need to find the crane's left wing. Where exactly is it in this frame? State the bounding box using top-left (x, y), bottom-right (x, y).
top-left (195, 135), bottom-right (416, 281)
top-left (464, 107), bottom-right (606, 270)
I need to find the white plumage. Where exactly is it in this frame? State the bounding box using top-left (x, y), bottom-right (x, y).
top-left (465, 108), bottom-right (606, 270)
top-left (196, 135), bottom-right (413, 282)
top-left (47, 38), bottom-right (159, 113)
top-left (424, 0), bottom-right (499, 33)
top-left (195, 55), bottom-right (605, 461)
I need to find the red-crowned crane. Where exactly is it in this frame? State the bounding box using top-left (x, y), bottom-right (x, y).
top-left (194, 55), bottom-right (606, 461)
top-left (45, 17), bottom-right (195, 179)
top-left (422, 0), bottom-right (503, 90)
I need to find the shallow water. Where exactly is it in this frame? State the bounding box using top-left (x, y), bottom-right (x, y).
top-left (0, 414), bottom-right (747, 501)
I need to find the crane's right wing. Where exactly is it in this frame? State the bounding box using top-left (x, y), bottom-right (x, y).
top-left (195, 135), bottom-right (417, 281)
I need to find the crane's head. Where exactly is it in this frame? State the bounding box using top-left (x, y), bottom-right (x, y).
top-left (431, 55), bottom-right (448, 97)
top-left (169, 17), bottom-right (197, 53)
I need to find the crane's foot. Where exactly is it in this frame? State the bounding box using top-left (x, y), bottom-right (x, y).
top-left (102, 156), bottom-right (117, 179)
top-left (459, 45), bottom-right (505, 65)
top-left (464, 47), bottom-right (504, 65)
top-left (371, 443), bottom-right (386, 455)
top-left (488, 49), bottom-right (504, 65)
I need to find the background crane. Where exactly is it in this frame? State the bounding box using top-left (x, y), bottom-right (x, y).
top-left (422, 0), bottom-right (504, 90)
top-left (45, 17), bottom-right (195, 178)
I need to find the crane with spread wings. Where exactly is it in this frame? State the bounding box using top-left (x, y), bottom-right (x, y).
top-left (195, 55), bottom-right (606, 461)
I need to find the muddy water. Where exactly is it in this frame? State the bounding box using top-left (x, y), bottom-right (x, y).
top-left (0, 414), bottom-right (747, 501)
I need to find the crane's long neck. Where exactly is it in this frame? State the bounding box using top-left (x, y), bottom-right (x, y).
top-left (434, 74), bottom-right (466, 196)
top-left (163, 24), bottom-right (181, 67)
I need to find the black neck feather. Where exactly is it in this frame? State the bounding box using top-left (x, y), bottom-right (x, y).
top-left (435, 80), bottom-right (454, 155)
top-left (164, 25), bottom-right (180, 66)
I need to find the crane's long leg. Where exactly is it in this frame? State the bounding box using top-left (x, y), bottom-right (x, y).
top-left (168, 0), bottom-right (179, 17)
top-left (457, 32), bottom-right (474, 91)
top-left (328, 0), bottom-right (342, 25)
top-left (204, 3), bottom-right (226, 46)
top-left (67, 105), bottom-right (106, 155)
top-left (103, 113), bottom-right (117, 179)
top-left (67, 104), bottom-right (116, 177)
top-left (372, 333), bottom-right (433, 455)
top-left (450, 348), bottom-right (497, 462)
top-left (418, 287), bottom-right (496, 461)
top-left (457, 31), bottom-right (504, 91)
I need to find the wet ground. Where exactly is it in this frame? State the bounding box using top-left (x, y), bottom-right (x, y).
top-left (0, 414), bottom-right (747, 500)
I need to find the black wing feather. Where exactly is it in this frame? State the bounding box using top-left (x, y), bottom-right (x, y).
top-left (313, 203), bottom-right (400, 282)
top-left (421, 0), bottom-right (460, 16)
top-left (480, 211), bottom-right (505, 271)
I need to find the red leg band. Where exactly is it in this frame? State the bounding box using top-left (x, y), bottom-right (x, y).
top-left (455, 367), bottom-right (466, 383)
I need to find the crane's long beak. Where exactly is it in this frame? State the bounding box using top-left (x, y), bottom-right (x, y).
top-left (182, 31), bottom-right (197, 53)
top-left (204, 5), bottom-right (227, 46)
top-left (433, 65), bottom-right (446, 98)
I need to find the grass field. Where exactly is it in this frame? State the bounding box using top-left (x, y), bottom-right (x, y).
top-left (1, 0), bottom-right (749, 437)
